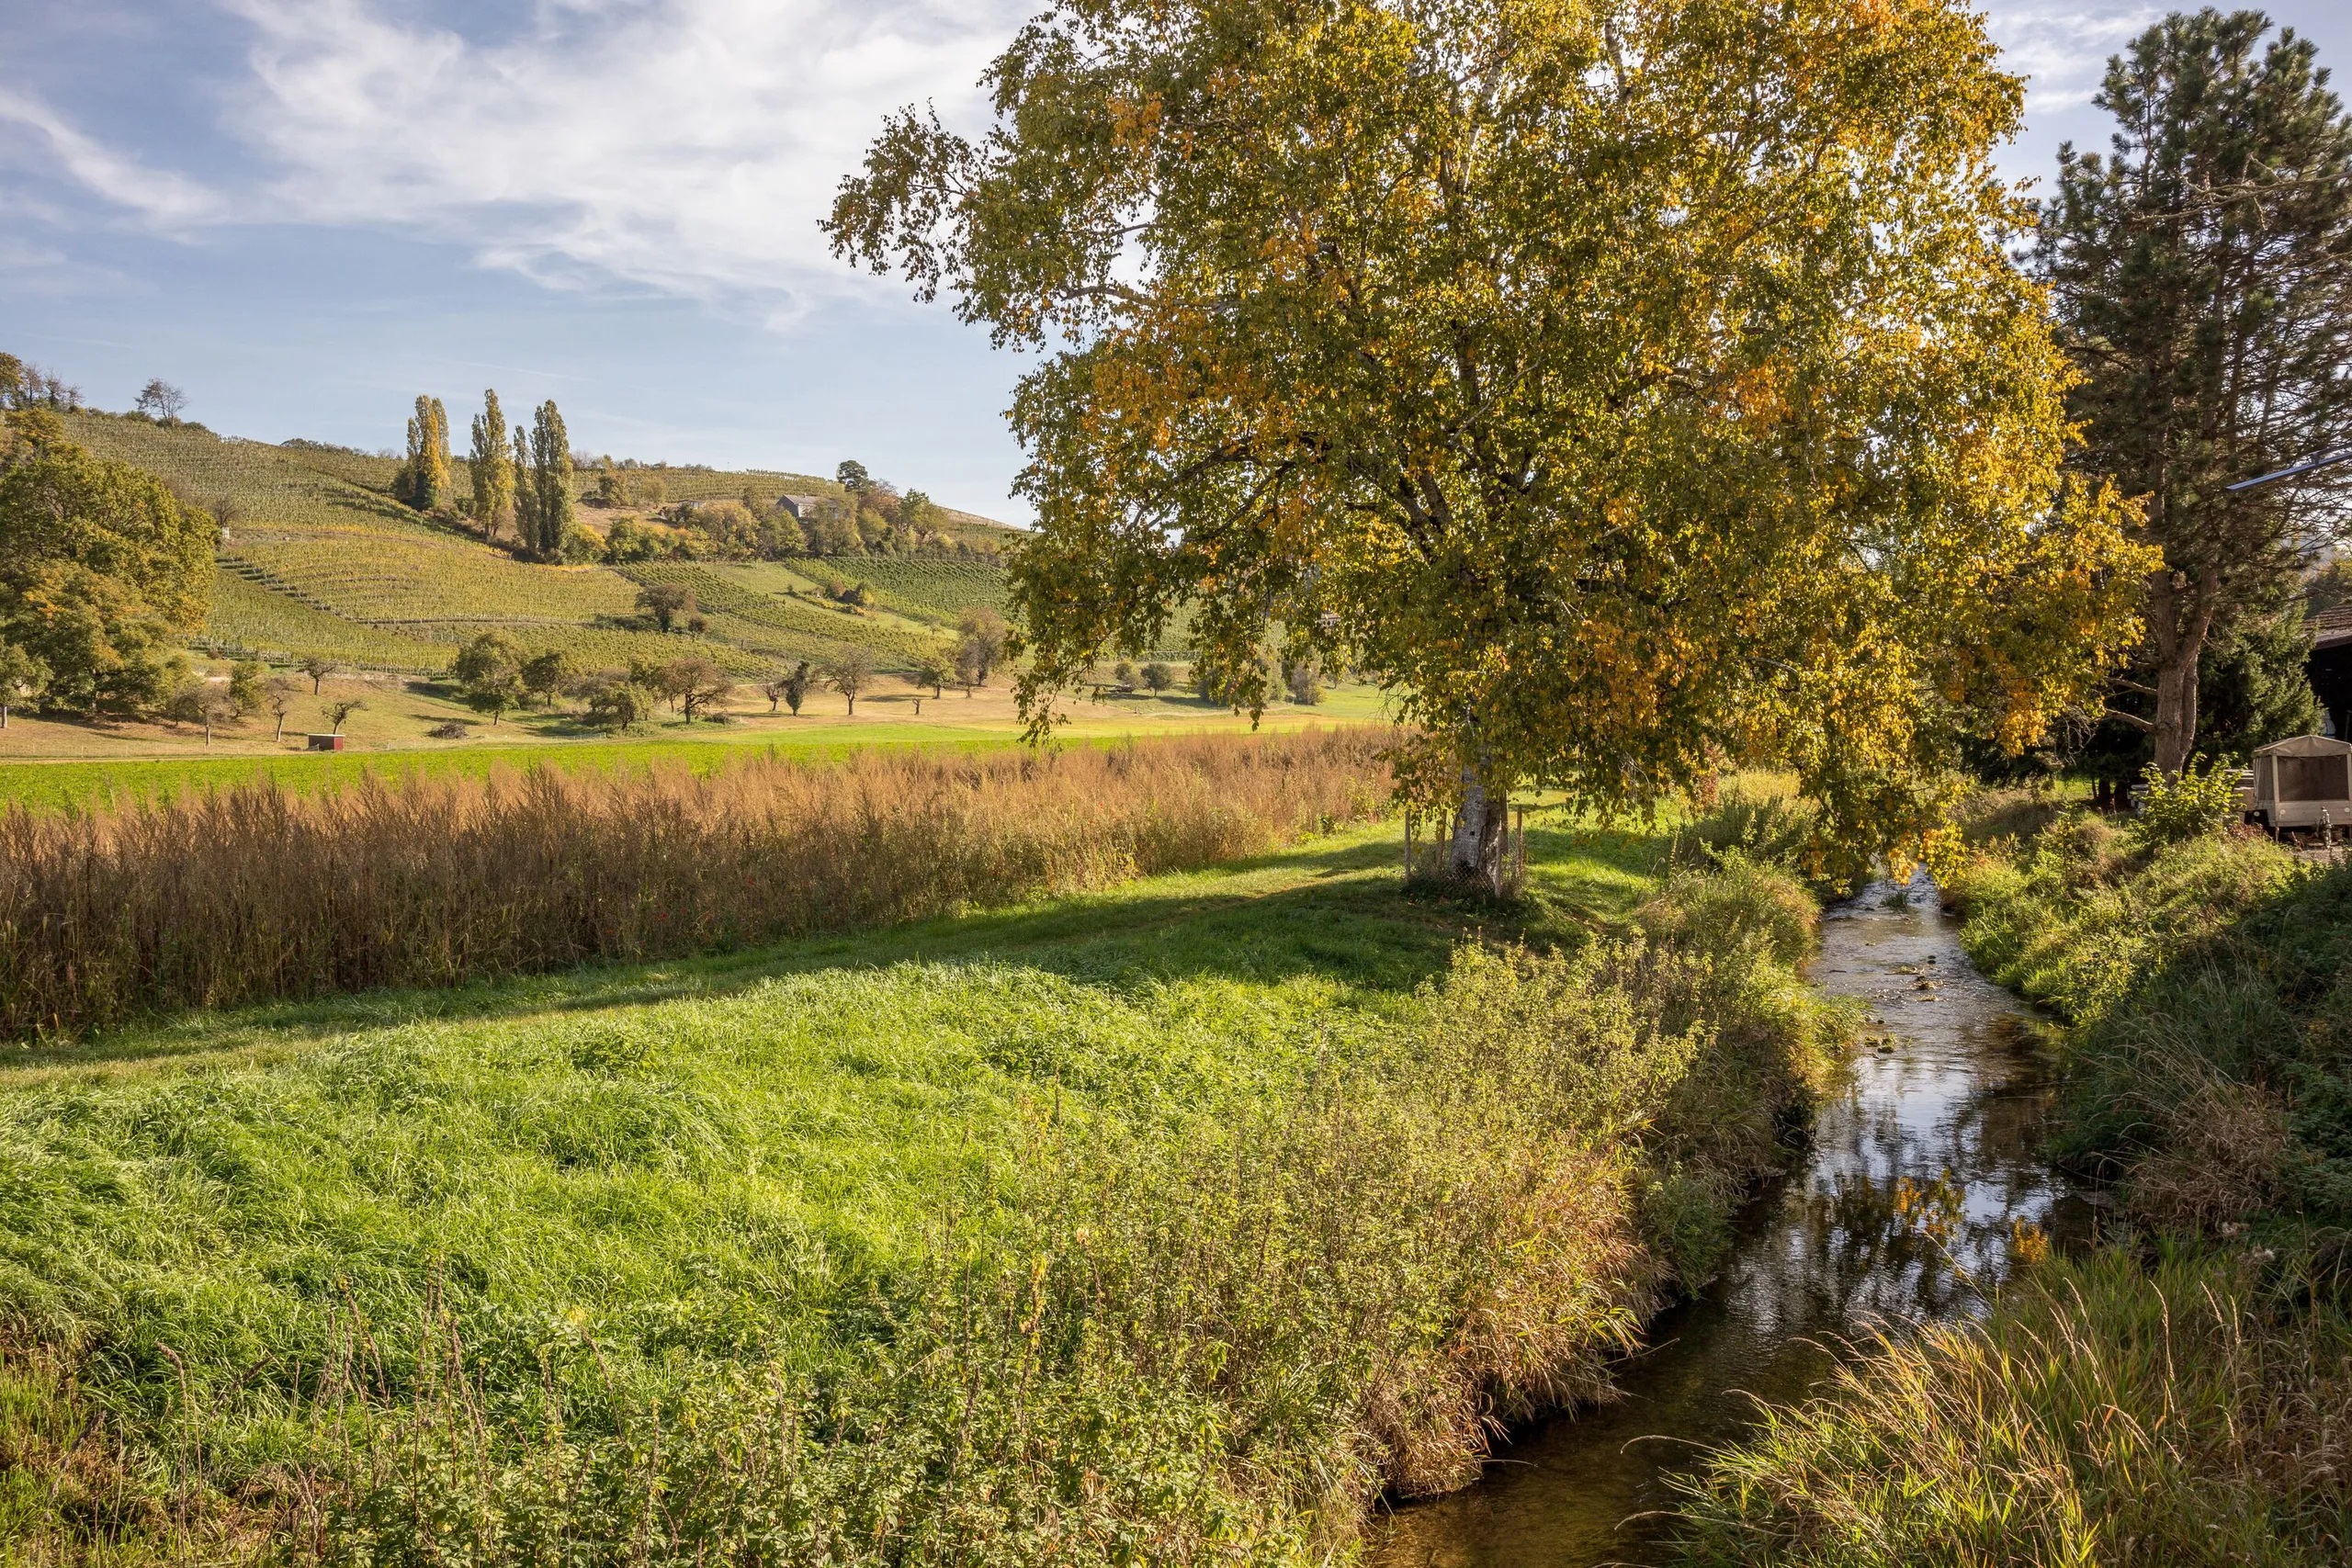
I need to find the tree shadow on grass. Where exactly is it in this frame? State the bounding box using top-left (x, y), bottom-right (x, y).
top-left (2, 832), bottom-right (1443, 1078)
top-left (6, 816), bottom-right (1681, 1081)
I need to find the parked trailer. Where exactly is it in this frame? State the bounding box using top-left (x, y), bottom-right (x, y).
top-left (2246, 734), bottom-right (2352, 840)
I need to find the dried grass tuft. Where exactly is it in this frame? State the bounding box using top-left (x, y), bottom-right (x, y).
top-left (0, 730), bottom-right (1392, 1040)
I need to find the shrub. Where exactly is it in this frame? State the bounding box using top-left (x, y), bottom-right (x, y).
top-left (2132, 755), bottom-right (2240, 852)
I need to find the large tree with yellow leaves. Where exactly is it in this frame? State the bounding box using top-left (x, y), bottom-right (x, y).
top-left (831, 0), bottom-right (2154, 886)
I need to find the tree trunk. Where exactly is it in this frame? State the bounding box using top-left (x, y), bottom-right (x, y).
top-left (2151, 626), bottom-right (2209, 776)
top-left (1449, 765), bottom-right (1509, 894)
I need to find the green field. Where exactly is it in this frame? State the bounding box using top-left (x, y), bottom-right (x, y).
top-left (0, 793), bottom-right (1843, 1563)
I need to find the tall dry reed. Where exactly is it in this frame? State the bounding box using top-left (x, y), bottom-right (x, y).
top-left (0, 730), bottom-right (1391, 1039)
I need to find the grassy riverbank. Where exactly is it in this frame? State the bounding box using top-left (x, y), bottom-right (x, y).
top-left (0, 789), bottom-right (1846, 1563)
top-left (1674, 807), bottom-right (2352, 1565)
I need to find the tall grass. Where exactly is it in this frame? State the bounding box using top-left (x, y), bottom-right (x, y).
top-left (1670, 811), bottom-right (2352, 1566)
top-left (0, 730), bottom-right (1391, 1040)
top-left (1672, 1247), bottom-right (2352, 1565)
top-left (0, 848), bottom-right (1846, 1565)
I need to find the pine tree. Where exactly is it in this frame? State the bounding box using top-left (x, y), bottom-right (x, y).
top-left (527, 400), bottom-right (573, 558)
top-left (2039, 11), bottom-right (2352, 773)
top-left (468, 390), bottom-right (514, 542)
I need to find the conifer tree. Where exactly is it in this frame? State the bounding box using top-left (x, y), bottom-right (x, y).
top-left (468, 390), bottom-right (514, 542)
top-left (527, 401), bottom-right (573, 558)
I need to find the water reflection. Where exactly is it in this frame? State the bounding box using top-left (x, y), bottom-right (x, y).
top-left (1371, 874), bottom-right (2091, 1567)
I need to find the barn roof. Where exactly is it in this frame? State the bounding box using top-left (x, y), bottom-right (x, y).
top-left (2255, 733), bottom-right (2352, 758)
top-left (2316, 604), bottom-right (2352, 651)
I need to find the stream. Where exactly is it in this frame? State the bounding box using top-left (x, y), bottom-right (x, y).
top-left (1371, 872), bottom-right (2098, 1567)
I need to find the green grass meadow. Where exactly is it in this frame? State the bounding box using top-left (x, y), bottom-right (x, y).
top-left (0, 798), bottom-right (1848, 1564)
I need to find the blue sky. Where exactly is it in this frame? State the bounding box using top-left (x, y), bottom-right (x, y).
top-left (5, 2), bottom-right (2350, 524)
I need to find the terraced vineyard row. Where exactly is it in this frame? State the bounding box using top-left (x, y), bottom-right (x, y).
top-left (63, 412), bottom-right (432, 538)
top-left (381, 621), bottom-right (770, 677)
top-left (199, 570), bottom-right (460, 671)
top-left (228, 537), bottom-right (639, 624)
top-left (621, 565), bottom-right (948, 671)
top-left (824, 558), bottom-right (1015, 626)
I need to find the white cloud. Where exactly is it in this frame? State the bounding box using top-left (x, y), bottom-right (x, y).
top-left (1977, 2), bottom-right (2162, 112)
top-left (215, 0), bottom-right (1029, 318)
top-left (0, 86), bottom-right (224, 228)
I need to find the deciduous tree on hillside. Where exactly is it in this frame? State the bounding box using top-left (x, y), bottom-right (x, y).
top-left (832, 0), bottom-right (2155, 886)
top-left (452, 631), bottom-right (526, 724)
top-left (639, 582), bottom-right (695, 632)
top-left (0, 410), bottom-right (213, 716)
top-left (526, 401), bottom-right (574, 558)
top-left (468, 390), bottom-right (516, 543)
top-left (2037, 9), bottom-right (2352, 774)
top-left (398, 395), bottom-right (453, 512)
top-left (133, 379), bottom-right (186, 423)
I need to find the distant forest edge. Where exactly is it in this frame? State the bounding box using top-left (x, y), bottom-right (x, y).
top-left (48, 402), bottom-right (1078, 678)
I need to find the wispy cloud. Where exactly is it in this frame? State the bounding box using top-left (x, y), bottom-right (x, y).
top-left (1, 0), bottom-right (2193, 319)
top-left (1980, 2), bottom-right (2164, 113)
top-left (0, 86), bottom-right (224, 228)
top-left (214, 0), bottom-right (1027, 320)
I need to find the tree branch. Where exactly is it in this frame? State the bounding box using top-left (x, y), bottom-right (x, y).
top-left (2102, 706), bottom-right (2157, 733)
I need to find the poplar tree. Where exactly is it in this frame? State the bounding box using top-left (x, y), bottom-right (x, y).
top-left (468, 390), bottom-right (514, 542)
top-left (510, 423), bottom-right (539, 550)
top-left (527, 401), bottom-right (573, 558)
top-left (401, 395), bottom-right (453, 511)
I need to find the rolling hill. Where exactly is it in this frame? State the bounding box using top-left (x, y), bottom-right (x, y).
top-left (62, 411), bottom-right (1032, 677)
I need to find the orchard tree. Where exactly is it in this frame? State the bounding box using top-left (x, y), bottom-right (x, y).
top-left (322, 696), bottom-right (365, 735)
top-left (520, 649), bottom-right (574, 709)
top-left (832, 0), bottom-right (2154, 885)
top-left (452, 631), bottom-right (526, 723)
top-left (299, 655), bottom-right (335, 694)
top-left (2038, 9), bottom-right (2352, 773)
top-left (0, 411), bottom-right (213, 715)
top-left (956, 606), bottom-right (1007, 687)
top-left (664, 658), bottom-right (732, 721)
top-left (782, 660), bottom-right (813, 715)
top-left (825, 649), bottom-right (875, 715)
top-left (264, 674), bottom-right (300, 740)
